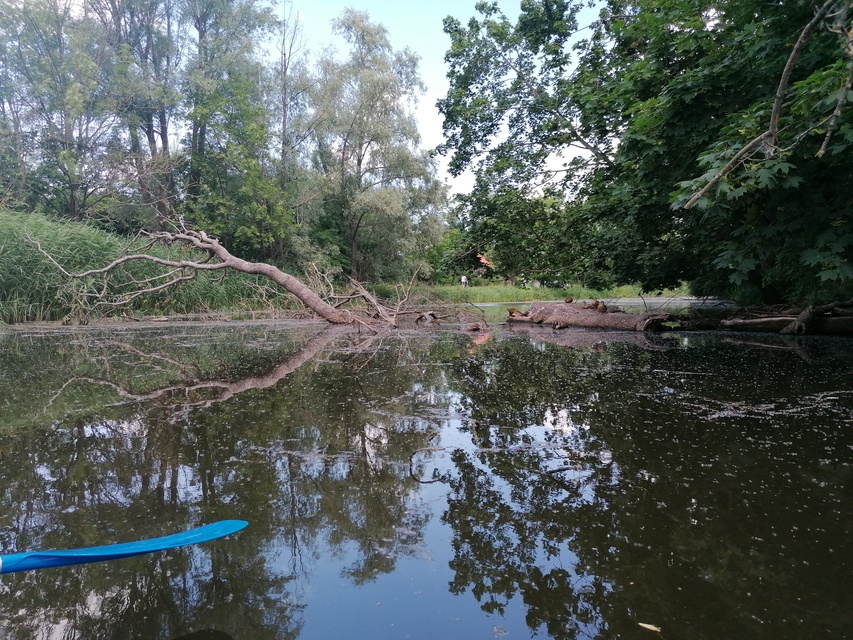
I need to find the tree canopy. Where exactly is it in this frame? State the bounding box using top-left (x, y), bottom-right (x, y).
top-left (2, 0), bottom-right (851, 305)
top-left (439, 0), bottom-right (853, 303)
top-left (0, 0), bottom-right (446, 282)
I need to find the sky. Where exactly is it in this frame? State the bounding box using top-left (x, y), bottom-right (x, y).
top-left (288, 0), bottom-right (523, 195)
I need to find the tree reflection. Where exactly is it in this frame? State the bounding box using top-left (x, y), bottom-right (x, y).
top-left (0, 325), bottom-right (462, 639)
top-left (5, 325), bottom-right (852, 639)
top-left (444, 333), bottom-right (853, 640)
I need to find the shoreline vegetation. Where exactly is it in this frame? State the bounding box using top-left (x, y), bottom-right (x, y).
top-left (6, 211), bottom-right (849, 336)
top-left (0, 211), bottom-right (686, 326)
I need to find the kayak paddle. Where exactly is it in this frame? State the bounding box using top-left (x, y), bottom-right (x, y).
top-left (0, 519), bottom-right (248, 574)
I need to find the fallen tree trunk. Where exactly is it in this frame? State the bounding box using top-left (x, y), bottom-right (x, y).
top-left (722, 315), bottom-right (853, 335)
top-left (33, 230), bottom-right (364, 325)
top-left (719, 317), bottom-right (797, 332)
top-left (506, 301), bottom-right (672, 332)
top-left (780, 298), bottom-right (853, 335)
top-left (719, 297), bottom-right (853, 335)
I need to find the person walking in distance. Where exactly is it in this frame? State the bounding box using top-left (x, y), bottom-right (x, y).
top-left (460, 275), bottom-right (468, 287)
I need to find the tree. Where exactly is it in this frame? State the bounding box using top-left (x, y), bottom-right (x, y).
top-left (309, 9), bottom-right (446, 281)
top-left (87, 0), bottom-right (184, 227)
top-left (1, 0), bottom-right (449, 319)
top-left (439, 0), bottom-right (853, 304)
top-left (266, 2), bottom-right (324, 267)
top-left (181, 0), bottom-right (290, 257)
top-left (0, 0), bottom-right (126, 221)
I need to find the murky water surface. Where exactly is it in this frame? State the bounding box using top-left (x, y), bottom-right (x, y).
top-left (0, 321), bottom-right (851, 640)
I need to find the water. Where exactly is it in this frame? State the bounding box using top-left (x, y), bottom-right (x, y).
top-left (0, 321), bottom-right (851, 640)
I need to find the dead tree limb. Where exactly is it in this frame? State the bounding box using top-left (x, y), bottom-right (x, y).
top-left (767, 0), bottom-right (837, 146)
top-left (683, 133), bottom-right (769, 209)
top-left (818, 38), bottom-right (853, 156)
top-left (347, 277), bottom-right (398, 327)
top-left (716, 298), bottom-right (853, 334)
top-left (507, 301), bottom-right (672, 332)
top-left (32, 230), bottom-right (362, 325)
top-left (780, 296), bottom-right (853, 334)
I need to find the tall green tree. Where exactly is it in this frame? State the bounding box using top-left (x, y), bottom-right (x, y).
top-left (87, 0), bottom-right (183, 227)
top-left (0, 0), bottom-right (125, 221)
top-left (0, 0), bottom-right (448, 283)
top-left (265, 2), bottom-right (335, 270)
top-left (440, 0), bottom-right (853, 303)
top-left (310, 9), bottom-right (445, 281)
top-left (181, 0), bottom-right (288, 258)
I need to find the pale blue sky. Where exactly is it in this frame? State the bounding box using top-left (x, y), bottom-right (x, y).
top-left (290, 0), bottom-right (523, 193)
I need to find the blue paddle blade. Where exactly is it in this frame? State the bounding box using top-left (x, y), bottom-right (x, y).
top-left (0, 520), bottom-right (247, 574)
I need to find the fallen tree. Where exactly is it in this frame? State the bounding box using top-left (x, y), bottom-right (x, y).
top-left (31, 229), bottom-right (412, 327)
top-left (720, 298), bottom-right (853, 335)
top-left (505, 300), bottom-right (673, 332)
top-left (507, 298), bottom-right (853, 336)
top-left (26, 226), bottom-right (853, 336)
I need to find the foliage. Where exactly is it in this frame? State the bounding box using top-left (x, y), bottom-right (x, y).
top-left (308, 9), bottom-right (447, 281)
top-left (0, 0), bottom-right (446, 292)
top-left (439, 0), bottom-right (853, 304)
top-left (0, 210), bottom-right (299, 323)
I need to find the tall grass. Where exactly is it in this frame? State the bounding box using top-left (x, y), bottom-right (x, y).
top-left (0, 211), bottom-right (298, 323)
top-left (371, 283), bottom-right (687, 305)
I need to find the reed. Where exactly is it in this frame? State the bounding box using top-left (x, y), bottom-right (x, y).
top-left (0, 211), bottom-right (297, 323)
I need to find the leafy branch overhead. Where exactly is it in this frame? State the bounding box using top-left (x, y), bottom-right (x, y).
top-left (439, 0), bottom-right (853, 303)
top-left (682, 0), bottom-right (853, 209)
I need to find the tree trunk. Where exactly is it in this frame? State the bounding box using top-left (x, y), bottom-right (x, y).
top-left (722, 315), bottom-right (853, 335)
top-left (58, 230), bottom-right (355, 325)
top-left (170, 231), bottom-right (353, 324)
top-left (720, 298), bottom-right (853, 335)
top-left (506, 301), bottom-right (672, 332)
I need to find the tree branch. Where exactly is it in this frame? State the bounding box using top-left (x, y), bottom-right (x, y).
top-left (768, 0), bottom-right (837, 148)
top-left (817, 47), bottom-right (853, 157)
top-left (32, 229), bottom-right (363, 324)
top-left (684, 132), bottom-right (769, 209)
top-left (684, 0), bottom-right (839, 209)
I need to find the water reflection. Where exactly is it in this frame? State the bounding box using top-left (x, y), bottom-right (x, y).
top-left (0, 324), bottom-right (851, 639)
top-left (444, 332), bottom-right (853, 639)
top-left (0, 324), bottom-right (454, 639)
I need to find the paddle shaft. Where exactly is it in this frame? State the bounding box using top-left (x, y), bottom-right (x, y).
top-left (0, 520), bottom-right (247, 574)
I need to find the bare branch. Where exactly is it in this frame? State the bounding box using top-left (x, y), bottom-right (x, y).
top-left (768, 0), bottom-right (838, 148)
top-left (347, 277), bottom-right (398, 327)
top-left (392, 266), bottom-right (422, 317)
top-left (31, 227), bottom-right (430, 325)
top-left (89, 272), bottom-right (198, 308)
top-left (818, 52), bottom-right (853, 157)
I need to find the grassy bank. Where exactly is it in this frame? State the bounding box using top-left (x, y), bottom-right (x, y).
top-left (372, 283), bottom-right (688, 304)
top-left (0, 211), bottom-right (299, 324)
top-left (1, 211), bottom-right (687, 325)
